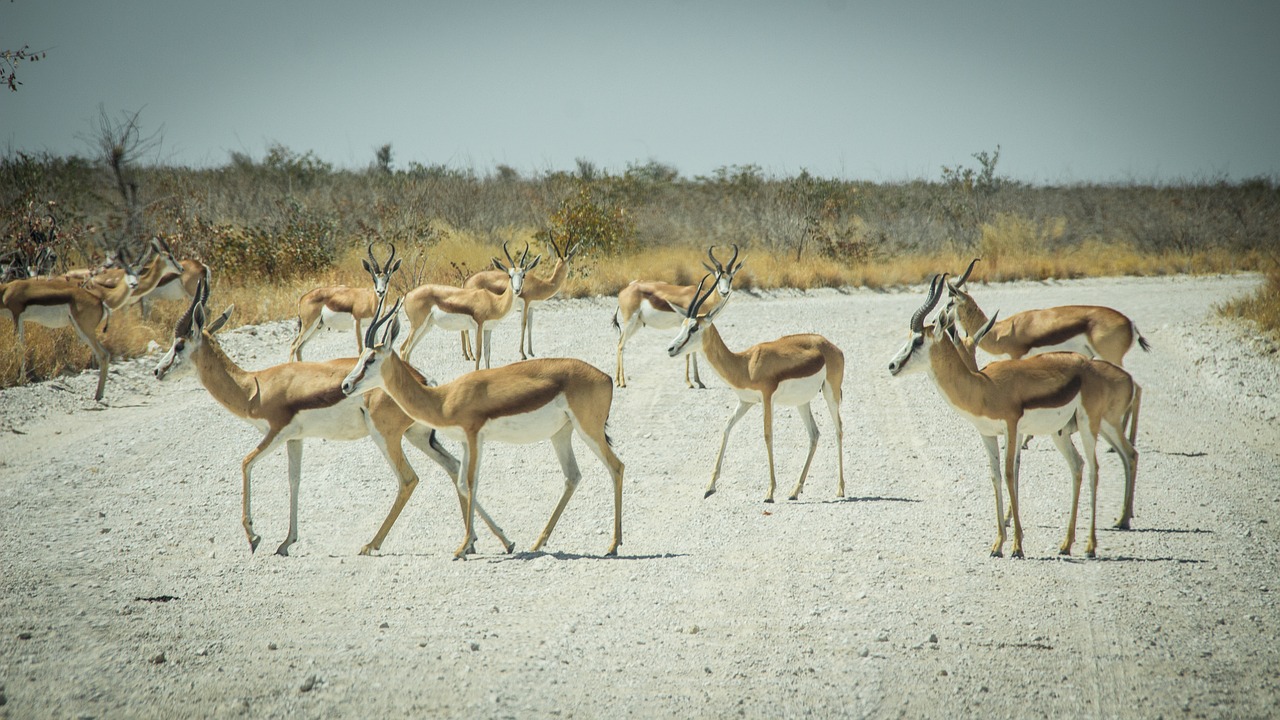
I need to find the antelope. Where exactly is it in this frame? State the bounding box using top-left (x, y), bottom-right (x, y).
top-left (946, 307), bottom-right (1140, 530)
top-left (667, 275), bottom-right (845, 503)
top-left (0, 258), bottom-right (137, 401)
top-left (399, 242), bottom-right (538, 371)
top-left (341, 297), bottom-right (626, 559)
top-left (888, 275), bottom-right (1140, 558)
top-left (153, 278), bottom-right (512, 557)
top-left (463, 233), bottom-right (581, 360)
top-left (289, 243), bottom-right (402, 361)
top-left (82, 238), bottom-right (183, 309)
top-left (613, 245), bottom-right (744, 389)
top-left (946, 257), bottom-right (1148, 443)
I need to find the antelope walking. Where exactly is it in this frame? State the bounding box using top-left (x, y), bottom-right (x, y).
top-left (289, 243), bottom-right (402, 361)
top-left (399, 242), bottom-right (538, 371)
top-left (614, 245), bottom-right (744, 389)
top-left (153, 279), bottom-right (512, 556)
top-left (667, 275), bottom-right (845, 503)
top-left (888, 275), bottom-right (1140, 558)
top-left (342, 298), bottom-right (625, 559)
top-left (463, 233), bottom-right (581, 360)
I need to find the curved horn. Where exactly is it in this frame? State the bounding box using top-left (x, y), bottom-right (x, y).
top-left (973, 310), bottom-right (999, 346)
top-left (727, 243), bottom-right (740, 272)
top-left (385, 243), bottom-right (397, 269)
top-left (176, 276), bottom-right (207, 338)
top-left (502, 241), bottom-right (515, 267)
top-left (365, 295), bottom-right (398, 349)
top-left (910, 275), bottom-right (945, 333)
top-left (688, 273), bottom-right (719, 318)
top-left (956, 258), bottom-right (980, 288)
top-left (521, 241), bottom-right (531, 266)
top-left (366, 242), bottom-right (379, 268)
top-left (706, 246), bottom-right (724, 273)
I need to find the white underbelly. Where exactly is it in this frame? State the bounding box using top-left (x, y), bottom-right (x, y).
top-left (149, 280), bottom-right (189, 302)
top-left (319, 308), bottom-right (357, 331)
top-left (21, 304), bottom-right (72, 329)
top-left (1020, 340), bottom-right (1095, 360)
top-left (284, 403), bottom-right (370, 441)
top-left (430, 309), bottom-right (478, 332)
top-left (954, 403), bottom-right (1078, 438)
top-left (437, 395), bottom-right (571, 445)
top-left (732, 368), bottom-right (826, 406)
top-left (637, 302), bottom-right (683, 329)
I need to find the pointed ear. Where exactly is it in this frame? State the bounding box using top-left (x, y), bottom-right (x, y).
top-left (701, 261), bottom-right (716, 274)
top-left (208, 305), bottom-right (235, 334)
top-left (362, 258), bottom-right (375, 274)
top-left (669, 300), bottom-right (692, 317)
top-left (388, 258), bottom-right (402, 275)
top-left (385, 313), bottom-right (401, 347)
top-left (527, 254), bottom-right (542, 271)
top-left (703, 294), bottom-right (731, 322)
top-left (491, 257), bottom-right (507, 271)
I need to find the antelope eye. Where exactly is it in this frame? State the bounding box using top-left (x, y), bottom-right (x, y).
top-left (912, 337), bottom-right (923, 348)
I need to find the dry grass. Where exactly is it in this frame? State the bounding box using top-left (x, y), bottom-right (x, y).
top-left (0, 239), bottom-right (1266, 392)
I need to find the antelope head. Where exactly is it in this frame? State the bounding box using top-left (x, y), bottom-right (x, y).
top-left (154, 276), bottom-right (233, 381)
top-left (342, 296), bottom-right (403, 397)
top-left (667, 273), bottom-right (731, 359)
top-left (888, 274), bottom-right (947, 377)
top-left (493, 241), bottom-right (541, 297)
top-left (944, 257), bottom-right (981, 313)
top-left (362, 242), bottom-right (402, 300)
top-left (702, 244), bottom-right (744, 297)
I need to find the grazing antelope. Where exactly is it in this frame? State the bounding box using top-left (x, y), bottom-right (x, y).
top-left (888, 275), bottom-right (1140, 558)
top-left (153, 279), bottom-right (512, 556)
top-left (463, 233), bottom-right (581, 360)
top-left (667, 275), bottom-right (845, 503)
top-left (289, 243), bottom-right (402, 361)
top-left (613, 245), bottom-right (744, 389)
top-left (342, 298), bottom-right (626, 559)
top-left (399, 242), bottom-right (538, 371)
top-left (0, 267), bottom-right (135, 401)
top-left (946, 257), bottom-right (1148, 444)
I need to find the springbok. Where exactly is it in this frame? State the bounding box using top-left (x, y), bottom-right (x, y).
top-left (399, 242), bottom-right (538, 371)
top-left (945, 257), bottom-right (1148, 443)
top-left (289, 243), bottom-right (402, 361)
top-left (667, 275), bottom-right (845, 503)
top-left (462, 233), bottom-right (581, 360)
top-left (1, 258), bottom-right (137, 401)
top-left (613, 245), bottom-right (744, 389)
top-left (153, 278), bottom-right (512, 556)
top-left (342, 298), bottom-right (625, 559)
top-left (888, 275), bottom-right (1140, 558)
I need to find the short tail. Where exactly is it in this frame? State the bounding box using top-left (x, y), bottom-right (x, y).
top-left (1134, 323), bottom-right (1152, 352)
top-left (610, 309), bottom-right (620, 332)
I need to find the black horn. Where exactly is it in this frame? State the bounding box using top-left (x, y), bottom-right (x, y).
top-left (910, 275), bottom-right (946, 333)
top-left (955, 258), bottom-right (980, 289)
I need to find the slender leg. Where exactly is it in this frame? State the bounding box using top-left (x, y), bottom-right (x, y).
top-left (532, 424), bottom-right (582, 553)
top-left (454, 434), bottom-right (482, 559)
top-left (980, 434), bottom-right (1005, 557)
top-left (399, 316), bottom-right (434, 363)
top-left (288, 316), bottom-right (321, 362)
top-left (70, 317), bottom-right (109, 402)
top-left (568, 415), bottom-right (627, 556)
top-left (1101, 421), bottom-right (1139, 530)
top-left (402, 426), bottom-right (512, 552)
top-left (240, 430), bottom-right (285, 553)
top-left (614, 316), bottom-right (642, 388)
top-left (821, 381), bottom-right (845, 498)
top-left (1079, 425), bottom-right (1102, 558)
top-left (1003, 422), bottom-right (1025, 559)
top-left (788, 403), bottom-right (820, 500)
top-left (1050, 428), bottom-right (1084, 555)
top-left (762, 393), bottom-right (777, 503)
top-left (276, 439), bottom-right (304, 556)
top-left (483, 328), bottom-right (494, 369)
top-left (461, 330), bottom-right (474, 361)
top-left (354, 319), bottom-right (364, 354)
top-left (520, 301), bottom-right (533, 360)
top-left (472, 324), bottom-right (484, 372)
top-left (705, 400), bottom-right (753, 499)
top-left (15, 316), bottom-right (27, 382)
top-left (686, 352), bottom-right (706, 389)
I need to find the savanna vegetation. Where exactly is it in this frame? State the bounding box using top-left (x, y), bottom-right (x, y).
top-left (3, 122), bottom-right (1278, 391)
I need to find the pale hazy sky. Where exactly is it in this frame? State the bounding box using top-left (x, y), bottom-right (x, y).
top-left (3, 1), bottom-right (1278, 184)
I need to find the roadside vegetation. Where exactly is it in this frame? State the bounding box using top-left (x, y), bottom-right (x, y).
top-left (3, 138), bottom-right (1277, 390)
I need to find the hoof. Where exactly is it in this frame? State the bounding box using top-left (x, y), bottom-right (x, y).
top-left (358, 545), bottom-right (375, 556)
top-left (763, 497), bottom-right (774, 504)
top-left (703, 489), bottom-right (716, 499)
top-left (1086, 550), bottom-right (1097, 559)
top-left (1012, 550), bottom-right (1025, 559)
top-left (1112, 519), bottom-right (1131, 530)
top-left (275, 542), bottom-right (292, 557)
top-left (990, 550), bottom-right (1003, 558)
top-left (1058, 548), bottom-right (1071, 556)
top-left (503, 540), bottom-right (516, 554)
top-left (248, 535), bottom-right (262, 553)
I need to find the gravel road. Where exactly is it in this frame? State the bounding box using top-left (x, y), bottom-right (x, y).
top-left (1, 273), bottom-right (1277, 718)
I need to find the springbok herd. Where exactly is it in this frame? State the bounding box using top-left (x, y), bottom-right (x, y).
top-left (3, 241), bottom-right (1148, 561)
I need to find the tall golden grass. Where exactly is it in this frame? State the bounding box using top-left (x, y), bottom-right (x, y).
top-left (2, 228), bottom-right (1266, 392)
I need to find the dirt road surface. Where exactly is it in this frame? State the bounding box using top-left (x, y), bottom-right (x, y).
top-left (1, 274), bottom-right (1277, 718)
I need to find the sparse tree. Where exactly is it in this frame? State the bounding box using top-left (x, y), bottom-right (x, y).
top-left (374, 143), bottom-right (393, 174)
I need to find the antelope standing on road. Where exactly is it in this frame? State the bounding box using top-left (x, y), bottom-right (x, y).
top-left (289, 243), bottom-right (402, 361)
